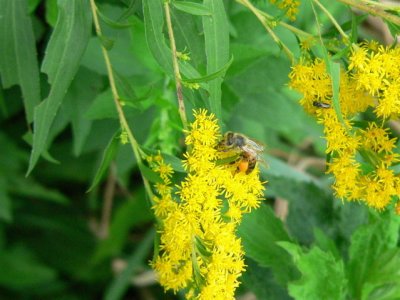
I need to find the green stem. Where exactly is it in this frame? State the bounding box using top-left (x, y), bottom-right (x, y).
top-left (313, 0), bottom-right (349, 40)
top-left (236, 0), bottom-right (295, 64)
top-left (361, 0), bottom-right (400, 12)
top-left (89, 0), bottom-right (154, 202)
top-left (164, 2), bottom-right (188, 131)
top-left (336, 0), bottom-right (400, 25)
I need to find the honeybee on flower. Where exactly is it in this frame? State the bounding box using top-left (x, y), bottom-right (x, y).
top-left (217, 131), bottom-right (265, 174)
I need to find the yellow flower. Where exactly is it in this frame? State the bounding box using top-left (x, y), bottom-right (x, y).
top-left (361, 122), bottom-right (397, 153)
top-left (150, 109), bottom-right (266, 298)
top-left (327, 153), bottom-right (362, 200)
top-left (289, 43), bottom-right (400, 211)
top-left (348, 45), bottom-right (368, 71)
top-left (269, 0), bottom-right (300, 21)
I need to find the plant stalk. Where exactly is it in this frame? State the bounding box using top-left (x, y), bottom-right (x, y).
top-left (89, 0), bottom-right (154, 202)
top-left (164, 2), bottom-right (188, 131)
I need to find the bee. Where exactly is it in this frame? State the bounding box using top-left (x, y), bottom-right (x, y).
top-left (312, 101), bottom-right (331, 109)
top-left (217, 131), bottom-right (264, 174)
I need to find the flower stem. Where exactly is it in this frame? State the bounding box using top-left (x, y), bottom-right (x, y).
top-left (313, 0), bottom-right (349, 41)
top-left (164, 2), bottom-right (188, 131)
top-left (89, 0), bottom-right (154, 202)
top-left (236, 0), bottom-right (295, 64)
top-left (361, 0), bottom-right (400, 12)
top-left (336, 0), bottom-right (400, 25)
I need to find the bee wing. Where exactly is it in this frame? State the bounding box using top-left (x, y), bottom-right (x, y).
top-left (243, 138), bottom-right (264, 153)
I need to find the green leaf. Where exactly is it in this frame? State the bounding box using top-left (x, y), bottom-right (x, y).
top-left (17, 211), bottom-right (96, 278)
top-left (129, 16), bottom-right (162, 73)
top-left (97, 8), bottom-right (133, 28)
top-left (328, 60), bottom-right (344, 125)
top-left (28, 0), bottom-right (41, 13)
top-left (143, 0), bottom-right (205, 89)
top-left (23, 132), bottom-right (59, 164)
top-left (66, 67), bottom-right (104, 156)
top-left (104, 229), bottom-right (155, 300)
top-left (351, 14), bottom-right (368, 43)
top-left (0, 0), bottom-right (41, 123)
top-left (0, 85), bottom-right (7, 118)
top-left (202, 0), bottom-right (229, 120)
top-left (138, 163), bottom-right (162, 183)
top-left (28, 0), bottom-right (92, 175)
top-left (85, 88), bottom-right (118, 120)
top-left (313, 228), bottom-right (341, 260)
top-left (348, 211), bottom-right (400, 299)
top-left (99, 34), bottom-right (115, 51)
top-left (170, 6), bottom-right (206, 69)
top-left (9, 176), bottom-right (69, 205)
top-left (0, 246), bottom-right (57, 290)
top-left (87, 131), bottom-right (120, 192)
top-left (45, 0), bottom-right (59, 27)
top-left (0, 177), bottom-right (12, 222)
top-left (172, 1), bottom-right (211, 16)
top-left (242, 258), bottom-right (291, 300)
top-left (385, 19), bottom-right (400, 38)
top-left (265, 173), bottom-right (335, 245)
top-left (361, 249), bottom-right (400, 300)
top-left (280, 242), bottom-right (347, 300)
top-left (183, 56), bottom-right (233, 83)
top-left (238, 204), bottom-right (297, 284)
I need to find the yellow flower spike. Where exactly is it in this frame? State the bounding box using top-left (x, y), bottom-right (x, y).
top-left (150, 109), bottom-right (266, 298)
top-left (289, 46), bottom-right (400, 210)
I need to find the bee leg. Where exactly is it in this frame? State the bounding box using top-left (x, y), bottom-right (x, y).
top-left (246, 159), bottom-right (256, 174)
top-left (238, 160), bottom-right (249, 173)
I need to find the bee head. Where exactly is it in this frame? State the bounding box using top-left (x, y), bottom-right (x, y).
top-left (225, 132), bottom-right (235, 146)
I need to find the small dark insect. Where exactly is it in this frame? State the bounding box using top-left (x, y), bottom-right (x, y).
top-left (312, 101), bottom-right (331, 109)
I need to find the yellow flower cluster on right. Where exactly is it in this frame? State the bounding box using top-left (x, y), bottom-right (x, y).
top-left (289, 42), bottom-right (400, 210)
top-left (148, 109), bottom-right (265, 299)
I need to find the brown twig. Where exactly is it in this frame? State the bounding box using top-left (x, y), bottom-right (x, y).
top-left (99, 163), bottom-right (117, 239)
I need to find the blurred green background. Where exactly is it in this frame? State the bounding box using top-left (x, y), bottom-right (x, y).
top-left (1, 0), bottom-right (397, 299)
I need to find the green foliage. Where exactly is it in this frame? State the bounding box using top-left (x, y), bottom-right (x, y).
top-left (0, 0), bottom-right (41, 123)
top-left (280, 241), bottom-right (347, 300)
top-left (202, 0), bottom-right (229, 119)
top-left (348, 212), bottom-right (400, 300)
top-left (238, 204), bottom-right (298, 284)
top-left (1, 0), bottom-right (400, 299)
top-left (29, 0), bottom-right (92, 174)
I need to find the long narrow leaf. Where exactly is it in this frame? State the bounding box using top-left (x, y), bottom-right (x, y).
top-left (183, 56), bottom-right (233, 83)
top-left (28, 0), bottom-right (92, 175)
top-left (0, 0), bottom-right (41, 123)
top-left (328, 60), bottom-right (344, 125)
top-left (172, 1), bottom-right (211, 16)
top-left (143, 1), bottom-right (206, 89)
top-left (87, 131), bottom-right (120, 193)
top-left (97, 8), bottom-right (133, 29)
top-left (202, 0), bottom-right (229, 119)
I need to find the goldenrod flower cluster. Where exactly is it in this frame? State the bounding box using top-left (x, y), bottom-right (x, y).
top-left (149, 109), bottom-right (265, 299)
top-left (289, 42), bottom-right (400, 210)
top-left (270, 0), bottom-right (301, 21)
top-left (349, 42), bottom-right (400, 119)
